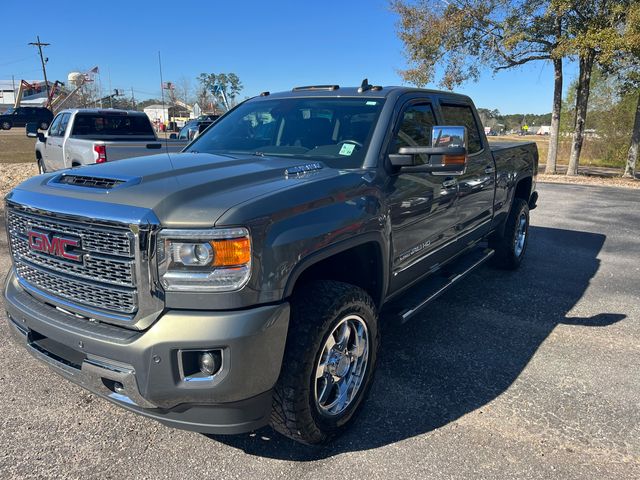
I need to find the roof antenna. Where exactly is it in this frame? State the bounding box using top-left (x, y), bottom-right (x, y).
top-left (358, 78), bottom-right (372, 93)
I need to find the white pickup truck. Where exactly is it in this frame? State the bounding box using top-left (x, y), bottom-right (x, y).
top-left (27, 109), bottom-right (189, 173)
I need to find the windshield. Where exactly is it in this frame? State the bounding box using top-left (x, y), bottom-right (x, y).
top-left (186, 97), bottom-right (385, 167)
top-left (4, 108), bottom-right (15, 115)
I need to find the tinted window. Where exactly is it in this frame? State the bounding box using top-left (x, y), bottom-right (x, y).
top-left (392, 103), bottom-right (436, 165)
top-left (440, 104), bottom-right (482, 154)
top-left (187, 98), bottom-right (385, 168)
top-left (71, 114), bottom-right (154, 137)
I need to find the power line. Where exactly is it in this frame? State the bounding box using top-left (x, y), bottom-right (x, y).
top-left (28, 36), bottom-right (50, 101)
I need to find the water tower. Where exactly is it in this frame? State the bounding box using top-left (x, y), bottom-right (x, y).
top-left (67, 72), bottom-right (85, 87)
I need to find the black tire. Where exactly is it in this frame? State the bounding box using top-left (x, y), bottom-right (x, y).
top-left (271, 280), bottom-right (379, 444)
top-left (37, 158), bottom-right (46, 174)
top-left (39, 121), bottom-right (49, 130)
top-left (490, 198), bottom-right (530, 270)
top-left (1, 121), bottom-right (11, 130)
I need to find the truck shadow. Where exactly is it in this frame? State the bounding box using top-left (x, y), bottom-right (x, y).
top-left (207, 226), bottom-right (625, 460)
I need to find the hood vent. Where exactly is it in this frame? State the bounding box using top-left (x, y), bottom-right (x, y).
top-left (49, 173), bottom-right (141, 190)
top-left (57, 174), bottom-right (125, 189)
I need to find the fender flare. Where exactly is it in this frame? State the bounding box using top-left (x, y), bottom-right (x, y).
top-left (283, 231), bottom-right (390, 305)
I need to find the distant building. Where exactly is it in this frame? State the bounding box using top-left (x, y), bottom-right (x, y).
top-left (143, 104), bottom-right (169, 124)
top-left (536, 125), bottom-right (551, 135)
top-left (0, 80), bottom-right (50, 112)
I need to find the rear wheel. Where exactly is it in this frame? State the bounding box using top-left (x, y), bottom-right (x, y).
top-left (491, 198), bottom-right (530, 270)
top-left (1, 121), bottom-right (11, 130)
top-left (39, 121), bottom-right (49, 130)
top-left (271, 280), bottom-right (379, 444)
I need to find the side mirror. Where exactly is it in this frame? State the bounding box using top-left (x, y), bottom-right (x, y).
top-left (389, 125), bottom-right (468, 173)
top-left (169, 133), bottom-right (177, 139)
top-left (26, 122), bottom-right (39, 138)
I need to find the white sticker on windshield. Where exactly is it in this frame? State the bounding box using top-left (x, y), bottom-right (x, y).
top-left (339, 143), bottom-right (356, 156)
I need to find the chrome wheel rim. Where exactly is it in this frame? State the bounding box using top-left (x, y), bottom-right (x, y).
top-left (314, 314), bottom-right (369, 416)
top-left (514, 212), bottom-right (527, 257)
top-left (1, 122), bottom-right (9, 129)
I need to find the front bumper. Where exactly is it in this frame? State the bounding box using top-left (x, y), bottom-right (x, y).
top-left (4, 271), bottom-right (290, 434)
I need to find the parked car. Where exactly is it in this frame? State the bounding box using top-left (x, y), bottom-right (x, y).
top-left (176, 115), bottom-right (220, 141)
top-left (27, 109), bottom-right (190, 173)
top-left (1, 106), bottom-right (53, 130)
top-left (5, 83), bottom-right (538, 445)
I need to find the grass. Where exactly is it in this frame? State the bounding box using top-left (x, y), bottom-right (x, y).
top-left (488, 134), bottom-right (625, 170)
top-left (0, 129), bottom-right (37, 164)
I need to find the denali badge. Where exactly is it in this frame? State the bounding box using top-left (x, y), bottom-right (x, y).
top-left (28, 230), bottom-right (82, 262)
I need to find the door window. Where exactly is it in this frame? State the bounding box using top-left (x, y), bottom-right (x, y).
top-left (440, 104), bottom-right (483, 154)
top-left (57, 113), bottom-right (70, 136)
top-left (48, 114), bottom-right (65, 136)
top-left (391, 103), bottom-right (436, 165)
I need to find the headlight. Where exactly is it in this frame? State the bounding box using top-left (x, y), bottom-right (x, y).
top-left (157, 228), bottom-right (251, 292)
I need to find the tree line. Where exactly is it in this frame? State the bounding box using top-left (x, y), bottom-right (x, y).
top-left (69, 72), bottom-right (244, 117)
top-left (392, 0), bottom-right (640, 178)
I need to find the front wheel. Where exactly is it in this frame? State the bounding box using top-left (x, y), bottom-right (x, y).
top-left (271, 280), bottom-right (379, 444)
top-left (490, 198), bottom-right (530, 269)
top-left (39, 121), bottom-right (49, 130)
top-left (37, 159), bottom-right (46, 174)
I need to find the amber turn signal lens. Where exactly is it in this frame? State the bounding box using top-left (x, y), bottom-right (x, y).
top-left (210, 237), bottom-right (251, 266)
top-left (443, 154), bottom-right (467, 165)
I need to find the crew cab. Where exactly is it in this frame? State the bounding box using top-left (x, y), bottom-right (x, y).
top-left (27, 109), bottom-right (189, 173)
top-left (4, 83), bottom-right (538, 445)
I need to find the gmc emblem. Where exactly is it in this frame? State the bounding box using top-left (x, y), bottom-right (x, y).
top-left (28, 230), bottom-right (82, 263)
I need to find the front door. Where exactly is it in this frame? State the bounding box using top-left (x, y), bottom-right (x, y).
top-left (387, 100), bottom-right (459, 292)
top-left (43, 113), bottom-right (66, 171)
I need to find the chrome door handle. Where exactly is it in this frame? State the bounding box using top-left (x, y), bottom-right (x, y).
top-left (484, 165), bottom-right (495, 174)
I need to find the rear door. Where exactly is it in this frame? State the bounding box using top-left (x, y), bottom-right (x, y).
top-left (440, 101), bottom-right (495, 240)
top-left (387, 98), bottom-right (459, 291)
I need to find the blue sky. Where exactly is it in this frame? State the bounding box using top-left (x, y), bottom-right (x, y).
top-left (0, 0), bottom-right (576, 114)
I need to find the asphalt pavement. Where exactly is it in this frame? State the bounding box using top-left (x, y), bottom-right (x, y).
top-left (0, 182), bottom-right (638, 479)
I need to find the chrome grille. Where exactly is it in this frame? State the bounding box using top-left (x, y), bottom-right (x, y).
top-left (15, 262), bottom-right (136, 314)
top-left (7, 210), bottom-right (132, 257)
top-left (7, 206), bottom-right (138, 317)
top-left (11, 236), bottom-right (134, 287)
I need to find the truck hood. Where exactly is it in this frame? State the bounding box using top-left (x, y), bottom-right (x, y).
top-left (9, 152), bottom-right (337, 227)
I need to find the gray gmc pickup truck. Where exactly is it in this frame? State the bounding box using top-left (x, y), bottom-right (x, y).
top-left (4, 82), bottom-right (538, 445)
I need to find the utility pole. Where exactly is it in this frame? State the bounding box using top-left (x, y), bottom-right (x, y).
top-left (131, 87), bottom-right (136, 109)
top-left (28, 36), bottom-right (51, 101)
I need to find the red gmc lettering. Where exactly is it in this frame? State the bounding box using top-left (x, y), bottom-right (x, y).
top-left (28, 231), bottom-right (81, 262)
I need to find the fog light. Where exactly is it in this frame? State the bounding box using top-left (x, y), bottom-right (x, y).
top-left (199, 351), bottom-right (220, 376)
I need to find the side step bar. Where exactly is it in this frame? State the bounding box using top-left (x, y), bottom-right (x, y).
top-left (384, 247), bottom-right (495, 324)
